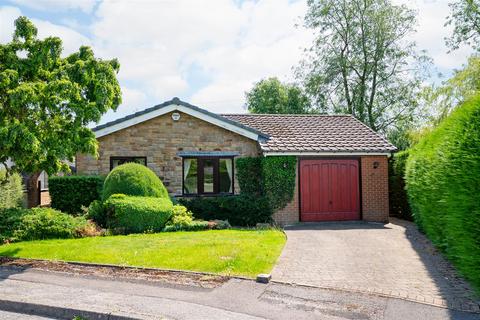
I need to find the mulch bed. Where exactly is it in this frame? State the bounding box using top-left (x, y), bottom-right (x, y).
top-left (0, 257), bottom-right (229, 289)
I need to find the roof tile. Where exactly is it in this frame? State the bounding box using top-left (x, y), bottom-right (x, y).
top-left (222, 114), bottom-right (396, 153)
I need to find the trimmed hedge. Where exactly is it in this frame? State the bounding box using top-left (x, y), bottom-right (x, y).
top-left (163, 220), bottom-right (210, 232)
top-left (0, 170), bottom-right (23, 209)
top-left (235, 157), bottom-right (263, 195)
top-left (87, 200), bottom-right (107, 228)
top-left (405, 95), bottom-right (480, 292)
top-left (105, 194), bottom-right (173, 234)
top-left (49, 175), bottom-right (104, 214)
top-left (0, 207), bottom-right (90, 242)
top-left (103, 163), bottom-right (168, 200)
top-left (388, 151), bottom-right (412, 220)
top-left (178, 194), bottom-right (272, 226)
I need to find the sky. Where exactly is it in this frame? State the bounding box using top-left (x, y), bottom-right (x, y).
top-left (0, 0), bottom-right (473, 125)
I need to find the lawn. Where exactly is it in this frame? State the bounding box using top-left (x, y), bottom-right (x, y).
top-left (0, 229), bottom-right (285, 277)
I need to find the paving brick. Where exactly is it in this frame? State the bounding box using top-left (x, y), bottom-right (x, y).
top-left (272, 218), bottom-right (480, 312)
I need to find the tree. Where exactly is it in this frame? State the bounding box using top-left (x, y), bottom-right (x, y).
top-left (298, 0), bottom-right (430, 132)
top-left (245, 77), bottom-right (313, 114)
top-left (0, 17), bottom-right (121, 207)
top-left (421, 55), bottom-right (480, 124)
top-left (446, 0), bottom-right (480, 51)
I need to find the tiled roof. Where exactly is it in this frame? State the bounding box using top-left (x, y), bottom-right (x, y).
top-left (222, 114), bottom-right (396, 153)
top-left (92, 98), bottom-right (396, 154)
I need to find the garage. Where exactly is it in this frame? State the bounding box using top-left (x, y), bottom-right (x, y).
top-left (300, 159), bottom-right (360, 222)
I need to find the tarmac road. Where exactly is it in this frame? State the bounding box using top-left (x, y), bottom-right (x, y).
top-left (0, 266), bottom-right (478, 320)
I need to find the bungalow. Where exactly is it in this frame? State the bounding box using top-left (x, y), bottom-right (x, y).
top-left (77, 98), bottom-right (396, 225)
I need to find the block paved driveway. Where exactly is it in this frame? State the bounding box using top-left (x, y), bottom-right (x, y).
top-left (272, 218), bottom-right (480, 313)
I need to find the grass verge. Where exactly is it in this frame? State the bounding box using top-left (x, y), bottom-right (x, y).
top-left (0, 229), bottom-right (285, 277)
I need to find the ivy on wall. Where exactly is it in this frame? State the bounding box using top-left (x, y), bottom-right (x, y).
top-left (262, 156), bottom-right (297, 210)
top-left (235, 157), bottom-right (263, 195)
top-left (236, 156), bottom-right (297, 210)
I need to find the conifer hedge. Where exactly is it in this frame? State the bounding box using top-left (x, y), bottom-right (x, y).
top-left (405, 95), bottom-right (480, 292)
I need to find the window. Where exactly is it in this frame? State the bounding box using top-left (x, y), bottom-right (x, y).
top-left (110, 157), bottom-right (147, 170)
top-left (183, 157), bottom-right (234, 195)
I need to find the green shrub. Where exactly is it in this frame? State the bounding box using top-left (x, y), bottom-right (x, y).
top-left (388, 150), bottom-right (412, 220)
top-left (105, 194), bottom-right (173, 234)
top-left (0, 207), bottom-right (90, 242)
top-left (405, 95), bottom-right (480, 292)
top-left (167, 204), bottom-right (194, 228)
top-left (236, 157), bottom-right (263, 195)
top-left (163, 205), bottom-right (231, 232)
top-left (262, 156), bottom-right (296, 210)
top-left (103, 163), bottom-right (168, 200)
top-left (178, 194), bottom-right (272, 226)
top-left (0, 170), bottom-right (23, 209)
top-left (87, 200), bottom-right (107, 227)
top-left (163, 220), bottom-right (210, 232)
top-left (49, 175), bottom-right (104, 214)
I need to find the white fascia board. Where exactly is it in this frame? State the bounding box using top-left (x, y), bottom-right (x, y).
top-left (94, 104), bottom-right (260, 141)
top-left (263, 151), bottom-right (392, 157)
top-left (175, 105), bottom-right (260, 141)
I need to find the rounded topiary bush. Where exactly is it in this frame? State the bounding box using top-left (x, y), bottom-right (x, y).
top-left (103, 163), bottom-right (168, 200)
top-left (105, 194), bottom-right (173, 234)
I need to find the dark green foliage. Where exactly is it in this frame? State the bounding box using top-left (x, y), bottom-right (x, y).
top-left (178, 194), bottom-right (272, 227)
top-left (388, 151), bottom-right (412, 220)
top-left (191, 156), bottom-right (296, 225)
top-left (0, 207), bottom-right (89, 242)
top-left (0, 170), bottom-right (23, 209)
top-left (262, 156), bottom-right (297, 210)
top-left (246, 77), bottom-right (313, 114)
top-left (163, 220), bottom-right (210, 232)
top-left (103, 163), bottom-right (168, 200)
top-left (235, 157), bottom-right (263, 195)
top-left (87, 200), bottom-right (107, 228)
top-left (405, 95), bottom-right (480, 292)
top-left (49, 175), bottom-right (104, 214)
top-left (104, 194), bottom-right (173, 234)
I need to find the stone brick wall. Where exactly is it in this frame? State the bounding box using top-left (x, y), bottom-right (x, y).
top-left (272, 162), bottom-right (300, 226)
top-left (360, 155), bottom-right (389, 222)
top-left (77, 111), bottom-right (261, 195)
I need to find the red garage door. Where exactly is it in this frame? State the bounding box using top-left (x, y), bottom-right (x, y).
top-left (300, 159), bottom-right (360, 221)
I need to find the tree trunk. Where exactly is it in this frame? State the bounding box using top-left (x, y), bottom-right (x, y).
top-left (27, 172), bottom-right (41, 208)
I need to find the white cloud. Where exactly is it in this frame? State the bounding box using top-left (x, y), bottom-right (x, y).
top-left (8, 0), bottom-right (97, 13)
top-left (33, 19), bottom-right (90, 54)
top-left (0, 6), bottom-right (90, 55)
top-left (1, 0), bottom-right (475, 123)
top-left (88, 0), bottom-right (312, 115)
top-left (0, 6), bottom-right (21, 43)
top-left (99, 86), bottom-right (149, 125)
top-left (395, 0), bottom-right (473, 75)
